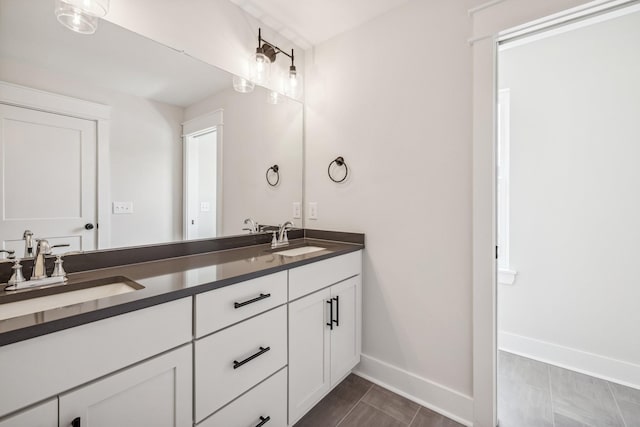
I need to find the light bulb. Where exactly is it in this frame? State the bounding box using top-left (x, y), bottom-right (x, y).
top-left (285, 66), bottom-right (301, 98)
top-left (251, 52), bottom-right (271, 85)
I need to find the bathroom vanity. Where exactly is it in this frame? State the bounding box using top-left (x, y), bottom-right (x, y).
top-left (0, 232), bottom-right (363, 427)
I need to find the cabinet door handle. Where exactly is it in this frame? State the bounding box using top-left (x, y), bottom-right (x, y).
top-left (233, 346), bottom-right (271, 369)
top-left (333, 295), bottom-right (339, 327)
top-left (71, 417), bottom-right (81, 427)
top-left (326, 299), bottom-right (334, 330)
top-left (234, 293), bottom-right (271, 309)
top-left (255, 415), bottom-right (271, 427)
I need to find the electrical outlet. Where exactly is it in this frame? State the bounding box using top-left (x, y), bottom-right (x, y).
top-left (292, 202), bottom-right (301, 219)
top-left (113, 201), bottom-right (134, 214)
top-left (308, 202), bottom-right (318, 220)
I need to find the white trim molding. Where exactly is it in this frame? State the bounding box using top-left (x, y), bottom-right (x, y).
top-left (353, 354), bottom-right (473, 426)
top-left (499, 332), bottom-right (640, 390)
top-left (0, 80), bottom-right (112, 249)
top-left (470, 1), bottom-right (640, 426)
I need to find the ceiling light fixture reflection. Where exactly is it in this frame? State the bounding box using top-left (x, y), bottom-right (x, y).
top-left (55, 0), bottom-right (109, 35)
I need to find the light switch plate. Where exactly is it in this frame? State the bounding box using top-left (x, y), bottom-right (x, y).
top-left (308, 202), bottom-right (318, 220)
top-left (113, 201), bottom-right (133, 214)
top-left (200, 202), bottom-right (210, 212)
top-left (292, 202), bottom-right (301, 219)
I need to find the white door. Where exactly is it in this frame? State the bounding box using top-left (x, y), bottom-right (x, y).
top-left (288, 288), bottom-right (332, 424)
top-left (59, 345), bottom-right (192, 427)
top-left (185, 129), bottom-right (218, 240)
top-left (0, 104), bottom-right (97, 257)
top-left (330, 277), bottom-right (362, 386)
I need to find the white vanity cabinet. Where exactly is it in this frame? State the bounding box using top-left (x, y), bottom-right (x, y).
top-left (0, 298), bottom-right (192, 426)
top-left (288, 252), bottom-right (362, 424)
top-left (0, 399), bottom-right (57, 427)
top-left (59, 345), bottom-right (192, 427)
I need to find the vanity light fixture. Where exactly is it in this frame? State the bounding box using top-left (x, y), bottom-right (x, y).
top-left (232, 75), bottom-right (255, 93)
top-left (251, 28), bottom-right (301, 97)
top-left (55, 0), bottom-right (109, 35)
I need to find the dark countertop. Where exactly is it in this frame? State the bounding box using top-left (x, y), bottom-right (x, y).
top-left (0, 238), bottom-right (363, 347)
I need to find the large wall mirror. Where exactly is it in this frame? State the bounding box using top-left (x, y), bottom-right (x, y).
top-left (0, 0), bottom-right (303, 258)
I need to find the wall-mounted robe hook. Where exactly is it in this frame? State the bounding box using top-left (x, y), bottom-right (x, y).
top-left (266, 164), bottom-right (280, 186)
top-left (328, 156), bottom-right (348, 183)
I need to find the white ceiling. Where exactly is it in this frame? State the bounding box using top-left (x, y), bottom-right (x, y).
top-left (229, 0), bottom-right (413, 49)
top-left (0, 0), bottom-right (232, 107)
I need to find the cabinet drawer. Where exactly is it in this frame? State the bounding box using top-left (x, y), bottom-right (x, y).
top-left (199, 368), bottom-right (287, 427)
top-left (195, 306), bottom-right (287, 422)
top-left (0, 298), bottom-right (191, 418)
top-left (289, 251), bottom-right (362, 300)
top-left (195, 271), bottom-right (287, 338)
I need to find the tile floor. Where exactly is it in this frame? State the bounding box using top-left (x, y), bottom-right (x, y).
top-left (498, 351), bottom-right (640, 427)
top-left (294, 374), bottom-right (464, 427)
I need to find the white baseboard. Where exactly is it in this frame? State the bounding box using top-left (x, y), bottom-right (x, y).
top-left (352, 353), bottom-right (474, 426)
top-left (499, 331), bottom-right (640, 389)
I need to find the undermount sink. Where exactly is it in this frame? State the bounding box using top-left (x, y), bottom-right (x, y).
top-left (0, 276), bottom-right (144, 321)
top-left (273, 246), bottom-right (326, 257)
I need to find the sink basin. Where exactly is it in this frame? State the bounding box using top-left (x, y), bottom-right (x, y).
top-left (273, 246), bottom-right (326, 257)
top-left (0, 276), bottom-right (144, 321)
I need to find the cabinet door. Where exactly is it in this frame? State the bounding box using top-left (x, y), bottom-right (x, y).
top-left (0, 399), bottom-right (57, 427)
top-left (288, 288), bottom-right (331, 424)
top-left (59, 345), bottom-right (192, 427)
top-left (330, 276), bottom-right (362, 386)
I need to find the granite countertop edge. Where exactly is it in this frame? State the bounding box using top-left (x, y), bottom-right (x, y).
top-left (0, 238), bottom-right (363, 347)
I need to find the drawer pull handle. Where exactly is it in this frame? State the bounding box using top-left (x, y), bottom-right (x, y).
top-left (326, 299), bottom-right (334, 330)
top-left (255, 415), bottom-right (271, 427)
top-left (234, 293), bottom-right (271, 309)
top-left (233, 346), bottom-right (271, 369)
top-left (71, 417), bottom-right (81, 427)
top-left (333, 295), bottom-right (340, 326)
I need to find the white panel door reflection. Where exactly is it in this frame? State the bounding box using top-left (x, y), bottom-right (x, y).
top-left (0, 104), bottom-right (97, 258)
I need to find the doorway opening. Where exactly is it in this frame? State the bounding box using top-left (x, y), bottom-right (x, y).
top-left (184, 128), bottom-right (221, 240)
top-left (496, 4), bottom-right (640, 426)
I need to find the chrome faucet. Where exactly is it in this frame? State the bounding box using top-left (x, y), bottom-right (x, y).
top-left (0, 249), bottom-right (15, 260)
top-left (271, 221), bottom-right (294, 249)
top-left (31, 240), bottom-right (70, 280)
top-left (23, 230), bottom-right (34, 258)
top-left (243, 218), bottom-right (260, 234)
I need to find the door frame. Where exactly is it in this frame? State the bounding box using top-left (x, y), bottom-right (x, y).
top-left (0, 80), bottom-right (111, 249)
top-left (470, 1), bottom-right (638, 425)
top-left (182, 109), bottom-right (224, 239)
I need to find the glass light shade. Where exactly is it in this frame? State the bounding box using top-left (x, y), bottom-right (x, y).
top-left (251, 52), bottom-right (271, 85)
top-left (233, 75), bottom-right (255, 93)
top-left (267, 91), bottom-right (282, 105)
top-left (55, 1), bottom-right (99, 34)
top-left (285, 69), bottom-right (302, 98)
top-left (58, 0), bottom-right (109, 17)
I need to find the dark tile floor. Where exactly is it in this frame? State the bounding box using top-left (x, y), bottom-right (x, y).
top-left (294, 374), bottom-right (464, 427)
top-left (498, 351), bottom-right (640, 427)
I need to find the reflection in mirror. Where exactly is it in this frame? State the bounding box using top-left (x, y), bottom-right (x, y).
top-left (0, 0), bottom-right (303, 259)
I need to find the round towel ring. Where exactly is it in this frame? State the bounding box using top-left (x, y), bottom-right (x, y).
top-left (328, 156), bottom-right (348, 183)
top-left (266, 164), bottom-right (280, 186)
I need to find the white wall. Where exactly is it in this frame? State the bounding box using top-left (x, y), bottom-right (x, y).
top-left (185, 87), bottom-right (303, 235)
top-left (498, 10), bottom-right (640, 387)
top-left (0, 58), bottom-right (184, 248)
top-left (305, 0), bottom-right (476, 420)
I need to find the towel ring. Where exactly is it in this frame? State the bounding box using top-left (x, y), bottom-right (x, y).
top-left (266, 164), bottom-right (280, 186)
top-left (328, 156), bottom-right (348, 183)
